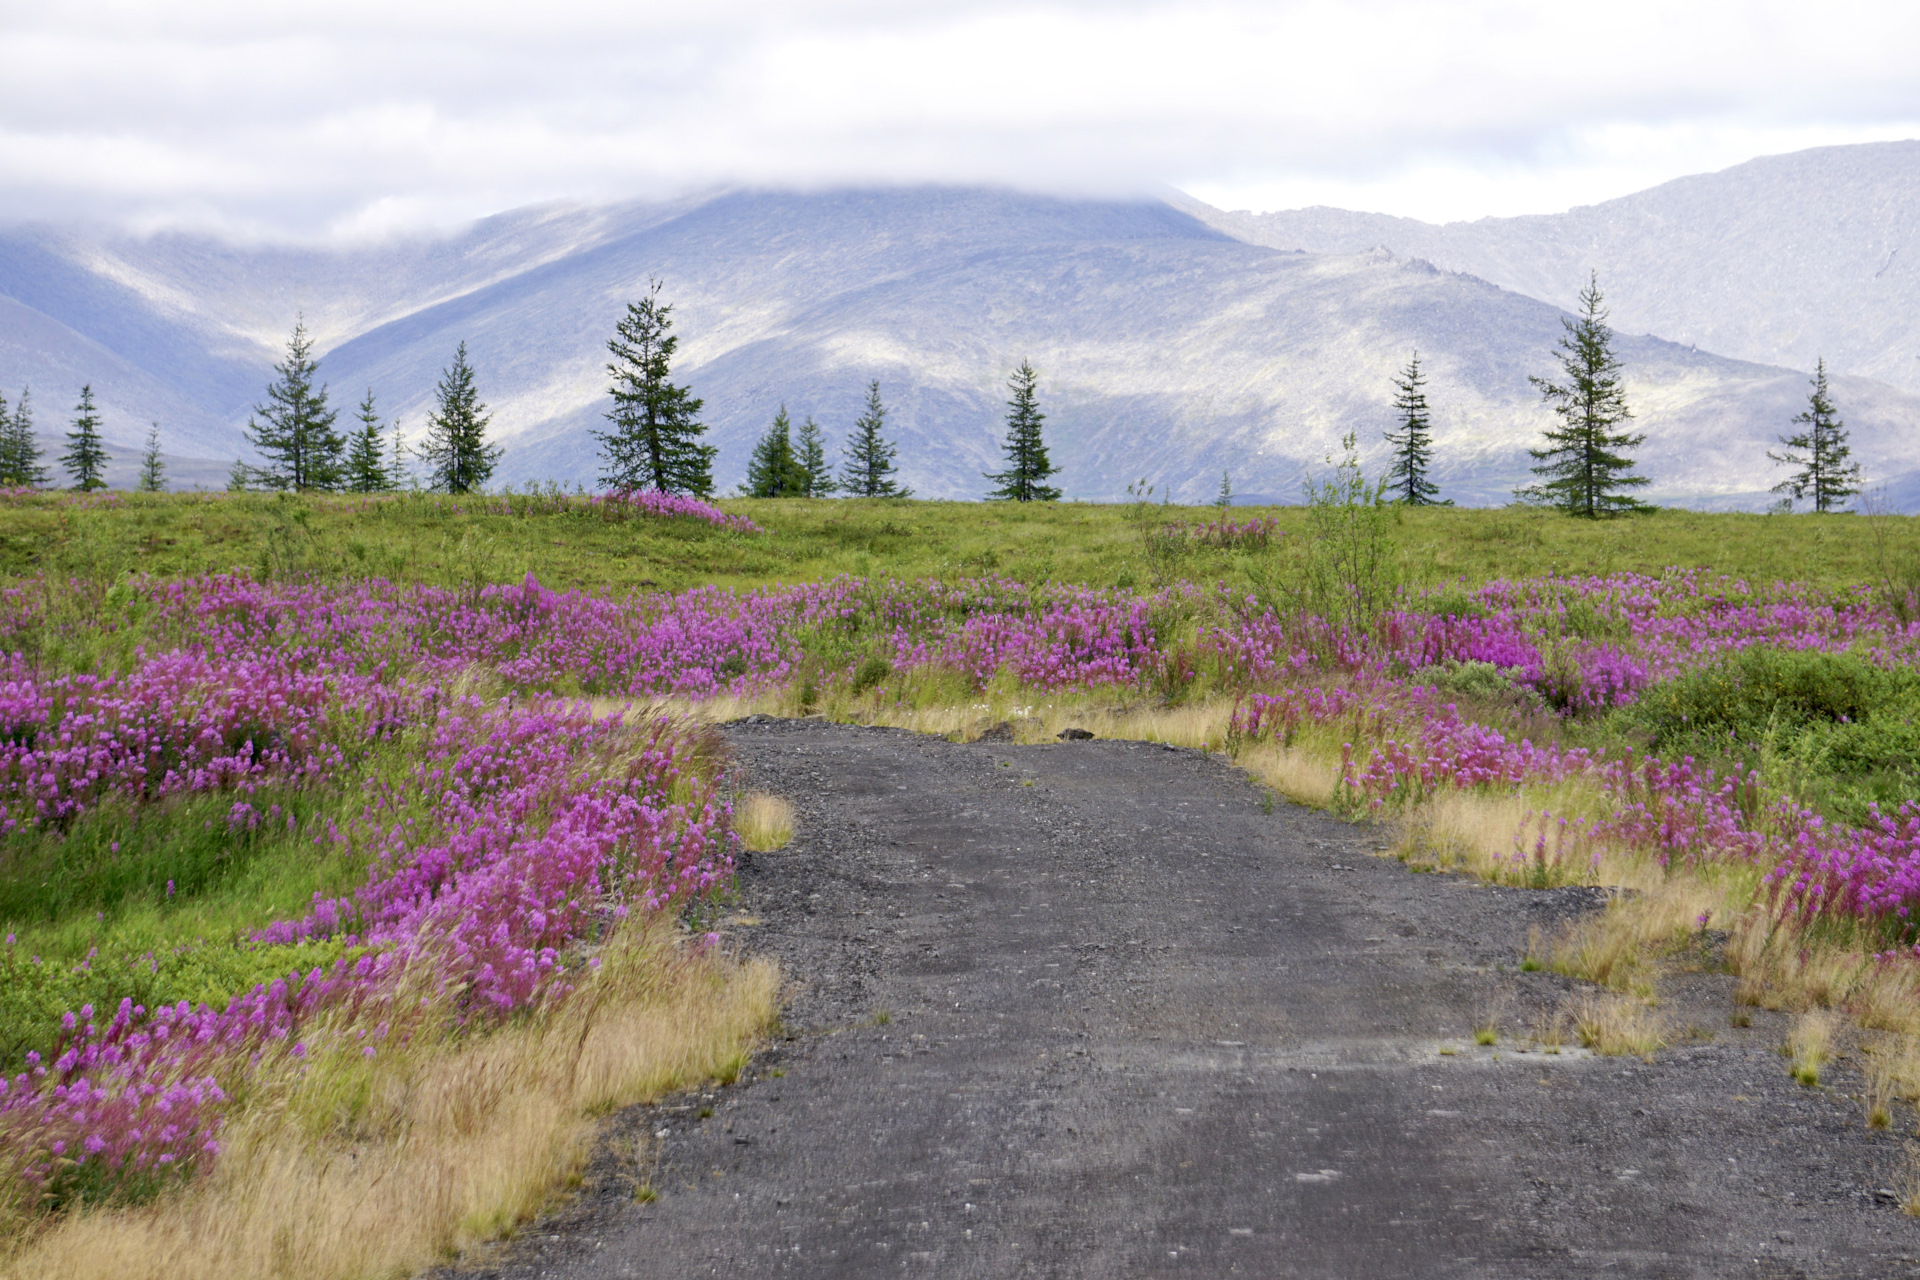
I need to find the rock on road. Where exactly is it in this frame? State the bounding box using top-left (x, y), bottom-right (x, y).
top-left (448, 719), bottom-right (1920, 1279)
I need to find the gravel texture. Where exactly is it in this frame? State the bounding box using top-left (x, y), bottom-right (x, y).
top-left (443, 717), bottom-right (1920, 1279)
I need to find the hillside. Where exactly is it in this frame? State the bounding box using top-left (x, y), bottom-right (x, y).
top-left (1187, 141), bottom-right (1920, 396)
top-left (2, 175), bottom-right (1918, 506)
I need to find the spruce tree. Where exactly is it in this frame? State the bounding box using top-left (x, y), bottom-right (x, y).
top-left (0, 389), bottom-right (49, 488)
top-left (1384, 350), bottom-right (1445, 505)
top-left (1215, 470), bottom-right (1233, 510)
top-left (0, 391), bottom-right (13, 489)
top-left (137, 424), bottom-right (166, 492)
top-left (227, 458), bottom-right (252, 492)
top-left (246, 318), bottom-right (345, 491)
top-left (795, 415), bottom-right (834, 497)
top-left (1769, 358), bottom-right (1860, 513)
top-left (1516, 272), bottom-right (1649, 517)
top-left (61, 385), bottom-right (109, 491)
top-left (839, 380), bottom-right (909, 498)
top-left (389, 415), bottom-right (409, 488)
top-left (419, 342), bottom-right (501, 495)
top-left (344, 389), bottom-right (397, 493)
top-left (594, 280), bottom-right (714, 495)
top-left (743, 405), bottom-right (810, 497)
top-left (984, 360), bottom-right (1060, 502)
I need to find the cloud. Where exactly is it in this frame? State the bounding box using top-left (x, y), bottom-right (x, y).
top-left (1, 0), bottom-right (1916, 236)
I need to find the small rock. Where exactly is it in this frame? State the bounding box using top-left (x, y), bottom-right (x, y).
top-left (978, 721), bottom-right (1015, 742)
top-left (1057, 728), bottom-right (1095, 741)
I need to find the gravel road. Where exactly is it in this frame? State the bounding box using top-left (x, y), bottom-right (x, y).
top-left (448, 718), bottom-right (1920, 1279)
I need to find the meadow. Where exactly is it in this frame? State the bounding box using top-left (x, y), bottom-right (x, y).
top-left (5, 484), bottom-right (1920, 1274)
top-left (15, 484), bottom-right (1920, 596)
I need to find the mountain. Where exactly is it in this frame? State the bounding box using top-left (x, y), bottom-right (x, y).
top-left (0, 200), bottom-right (694, 461)
top-left (1, 165), bottom-right (1918, 507)
top-left (1184, 141), bottom-right (1920, 396)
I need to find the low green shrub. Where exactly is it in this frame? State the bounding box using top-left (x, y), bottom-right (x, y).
top-left (1623, 646), bottom-right (1920, 822)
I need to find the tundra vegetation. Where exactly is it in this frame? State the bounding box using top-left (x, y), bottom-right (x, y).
top-left (4, 481), bottom-right (1920, 1273)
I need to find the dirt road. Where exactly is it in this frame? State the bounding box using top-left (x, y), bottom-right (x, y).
top-left (450, 718), bottom-right (1920, 1279)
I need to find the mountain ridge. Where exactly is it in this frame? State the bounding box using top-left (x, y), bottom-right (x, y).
top-left (1184, 140), bottom-right (1920, 395)
top-left (0, 158), bottom-right (1915, 507)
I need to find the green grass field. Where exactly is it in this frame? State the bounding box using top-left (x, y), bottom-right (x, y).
top-left (7, 486), bottom-right (1920, 1269)
top-left (10, 488), bottom-right (1920, 596)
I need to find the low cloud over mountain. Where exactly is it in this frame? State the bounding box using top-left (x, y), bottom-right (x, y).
top-left (1, 144), bottom-right (1916, 507)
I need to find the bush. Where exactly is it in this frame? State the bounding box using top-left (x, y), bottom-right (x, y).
top-left (1631, 646), bottom-right (1905, 741)
top-left (851, 653), bottom-right (892, 695)
top-left (1425, 660), bottom-right (1524, 703)
top-left (1625, 646), bottom-right (1920, 822)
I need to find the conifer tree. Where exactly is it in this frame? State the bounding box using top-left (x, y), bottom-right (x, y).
top-left (1384, 350), bottom-right (1446, 505)
top-left (419, 342), bottom-right (500, 495)
top-left (389, 416), bottom-right (409, 488)
top-left (227, 458), bottom-right (252, 492)
top-left (743, 405), bottom-right (810, 497)
top-left (594, 280), bottom-right (714, 495)
top-left (1215, 470), bottom-right (1233, 510)
top-left (246, 318), bottom-right (345, 491)
top-left (1516, 272), bottom-right (1649, 517)
top-left (61, 385), bottom-right (108, 491)
top-left (984, 360), bottom-right (1060, 502)
top-left (0, 391), bottom-right (13, 488)
top-left (344, 389), bottom-right (397, 493)
top-left (795, 415), bottom-right (834, 497)
top-left (0, 389), bottom-right (49, 488)
top-left (839, 380), bottom-right (910, 498)
top-left (137, 424), bottom-right (166, 492)
top-left (1769, 358), bottom-right (1860, 513)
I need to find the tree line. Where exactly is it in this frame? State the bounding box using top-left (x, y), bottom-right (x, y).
top-left (1, 271), bottom-right (1860, 513)
top-left (227, 323), bottom-right (495, 495)
top-left (600, 280), bottom-right (1059, 502)
top-left (0, 383), bottom-right (176, 494)
top-left (0, 276), bottom-right (1065, 503)
top-left (1382, 271), bottom-right (1861, 516)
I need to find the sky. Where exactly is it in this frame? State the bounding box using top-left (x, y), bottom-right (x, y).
top-left (2, 0), bottom-right (1917, 239)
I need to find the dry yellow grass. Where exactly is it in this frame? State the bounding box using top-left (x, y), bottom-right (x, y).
top-left (735, 791), bottom-right (796, 852)
top-left (1570, 993), bottom-right (1666, 1059)
top-left (1390, 781), bottom-right (1671, 892)
top-left (1786, 1009), bottom-right (1838, 1087)
top-left (1533, 875), bottom-right (1731, 997)
top-left (1726, 912), bottom-right (1920, 1033)
top-left (1902, 1144), bottom-right (1920, 1219)
top-left (0, 927), bottom-right (778, 1280)
top-left (1864, 1036), bottom-right (1920, 1128)
top-left (1528, 1008), bottom-right (1570, 1054)
top-left (797, 693), bottom-right (1242, 751)
top-left (1237, 743), bottom-right (1340, 808)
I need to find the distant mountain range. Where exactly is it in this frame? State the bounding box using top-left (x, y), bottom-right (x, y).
top-left (0, 143), bottom-right (1916, 507)
top-left (1183, 141), bottom-right (1920, 396)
